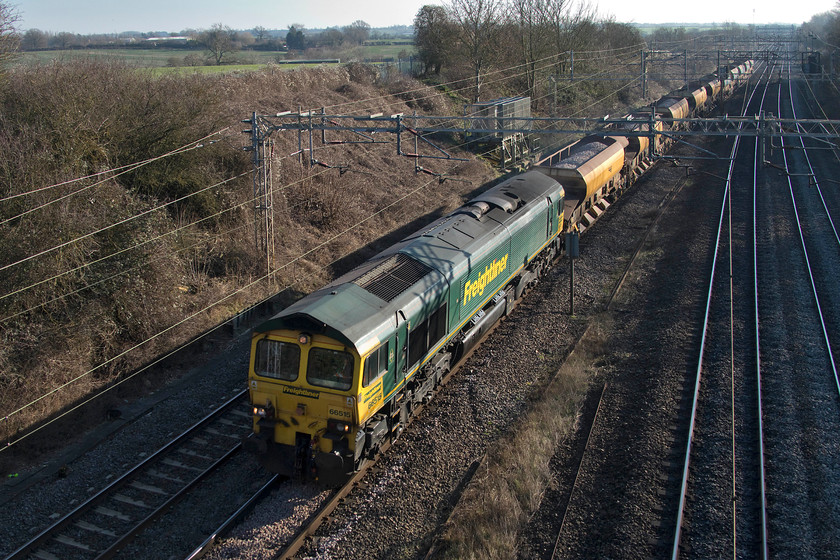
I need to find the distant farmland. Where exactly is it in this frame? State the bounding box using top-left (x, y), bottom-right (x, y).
top-left (16, 44), bottom-right (416, 70)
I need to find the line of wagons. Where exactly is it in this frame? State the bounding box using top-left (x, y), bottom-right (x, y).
top-left (538, 59), bottom-right (755, 229)
top-left (244, 59), bottom-right (755, 485)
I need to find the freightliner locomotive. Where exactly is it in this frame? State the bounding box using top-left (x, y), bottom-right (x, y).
top-left (244, 60), bottom-right (755, 484)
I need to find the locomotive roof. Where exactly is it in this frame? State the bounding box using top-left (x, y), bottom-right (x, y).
top-left (254, 171), bottom-right (563, 353)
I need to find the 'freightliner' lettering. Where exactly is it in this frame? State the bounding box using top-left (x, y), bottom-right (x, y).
top-left (282, 386), bottom-right (320, 399)
top-left (463, 254), bottom-right (509, 306)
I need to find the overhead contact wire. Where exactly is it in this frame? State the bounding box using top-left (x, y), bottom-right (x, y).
top-left (0, 166), bottom-right (331, 306)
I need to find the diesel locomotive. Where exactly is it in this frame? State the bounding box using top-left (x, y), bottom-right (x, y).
top-left (245, 60), bottom-right (755, 484)
top-left (246, 170), bottom-right (565, 484)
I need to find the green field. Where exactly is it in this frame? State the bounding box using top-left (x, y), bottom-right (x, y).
top-left (146, 62), bottom-right (348, 76)
top-left (15, 43), bottom-right (417, 71)
top-left (19, 48), bottom-right (282, 67)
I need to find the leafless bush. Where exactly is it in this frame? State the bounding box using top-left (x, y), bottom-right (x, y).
top-left (0, 58), bottom-right (496, 450)
top-left (0, 60), bottom-right (258, 443)
top-left (346, 62), bottom-right (378, 85)
top-left (387, 77), bottom-right (449, 113)
top-left (294, 172), bottom-right (361, 230)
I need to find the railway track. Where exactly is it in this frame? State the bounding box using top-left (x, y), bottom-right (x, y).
top-left (782, 66), bottom-right (840, 381)
top-left (662, 56), bottom-right (840, 559)
top-left (663, 59), bottom-right (771, 559)
top-left (751, 61), bottom-right (840, 558)
top-left (546, 126), bottom-right (739, 558)
top-left (5, 391), bottom-right (253, 560)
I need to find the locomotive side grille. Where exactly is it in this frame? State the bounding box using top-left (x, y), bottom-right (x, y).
top-left (354, 253), bottom-right (433, 302)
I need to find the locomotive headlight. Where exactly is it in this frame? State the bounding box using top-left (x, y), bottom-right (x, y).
top-left (327, 419), bottom-right (350, 434)
top-left (253, 402), bottom-right (274, 419)
top-left (298, 333), bottom-right (311, 345)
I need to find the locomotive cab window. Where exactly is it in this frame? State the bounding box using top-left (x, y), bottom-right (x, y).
top-left (254, 339), bottom-right (300, 381)
top-left (363, 341), bottom-right (390, 387)
top-left (307, 347), bottom-right (354, 391)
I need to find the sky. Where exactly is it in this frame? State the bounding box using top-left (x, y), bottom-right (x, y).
top-left (10, 0), bottom-right (836, 34)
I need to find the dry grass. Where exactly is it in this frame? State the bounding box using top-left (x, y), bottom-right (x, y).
top-left (0, 60), bottom-right (495, 463)
top-left (430, 318), bottom-right (612, 560)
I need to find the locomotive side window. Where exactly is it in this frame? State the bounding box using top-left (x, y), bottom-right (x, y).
top-left (408, 303), bottom-right (448, 368)
top-left (363, 341), bottom-right (390, 387)
top-left (408, 320), bottom-right (428, 367)
top-left (307, 347), bottom-right (354, 391)
top-left (428, 303), bottom-right (447, 347)
top-left (254, 339), bottom-right (300, 381)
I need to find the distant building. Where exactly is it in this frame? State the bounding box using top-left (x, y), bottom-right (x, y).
top-left (144, 36), bottom-right (190, 46)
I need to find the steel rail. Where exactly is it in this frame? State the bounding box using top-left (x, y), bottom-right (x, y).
top-left (549, 383), bottom-right (608, 560)
top-left (790, 84), bottom-right (840, 250)
top-left (780, 65), bottom-right (840, 396)
top-left (752, 62), bottom-right (773, 560)
top-left (185, 474), bottom-right (282, 560)
top-left (95, 442), bottom-right (244, 560)
top-left (539, 126), bottom-right (722, 557)
top-left (4, 390), bottom-right (249, 560)
top-left (670, 60), bottom-right (767, 560)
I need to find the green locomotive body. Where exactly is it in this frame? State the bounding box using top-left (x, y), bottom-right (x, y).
top-left (245, 170), bottom-right (565, 484)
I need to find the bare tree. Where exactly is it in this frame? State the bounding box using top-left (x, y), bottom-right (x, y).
top-left (318, 28), bottom-right (344, 48)
top-left (21, 28), bottom-right (47, 51)
top-left (828, 7), bottom-right (840, 55)
top-left (343, 20), bottom-right (371, 45)
top-left (414, 4), bottom-right (452, 75)
top-left (52, 31), bottom-right (77, 50)
top-left (0, 1), bottom-right (17, 64)
top-left (238, 31), bottom-right (255, 47)
top-left (449, 0), bottom-right (504, 102)
top-left (541, 0), bottom-right (598, 76)
top-left (509, 0), bottom-right (552, 96)
top-left (198, 23), bottom-right (238, 65)
top-left (253, 25), bottom-right (268, 42)
top-left (598, 18), bottom-right (643, 50)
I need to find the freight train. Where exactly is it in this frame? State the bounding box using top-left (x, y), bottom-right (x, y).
top-left (244, 60), bottom-right (755, 484)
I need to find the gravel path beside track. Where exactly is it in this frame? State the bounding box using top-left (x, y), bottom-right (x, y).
top-left (518, 141), bottom-right (726, 559)
top-left (256, 150), bottom-right (708, 559)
